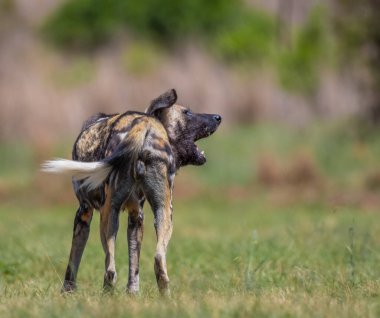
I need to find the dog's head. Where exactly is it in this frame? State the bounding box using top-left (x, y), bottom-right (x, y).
top-left (146, 89), bottom-right (222, 167)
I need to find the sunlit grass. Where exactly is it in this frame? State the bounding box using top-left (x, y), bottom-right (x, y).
top-left (0, 199), bottom-right (379, 317)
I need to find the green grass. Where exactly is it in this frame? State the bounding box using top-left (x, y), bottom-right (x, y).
top-left (0, 123), bottom-right (380, 317)
top-left (0, 143), bottom-right (35, 188)
top-left (0, 199), bottom-right (379, 317)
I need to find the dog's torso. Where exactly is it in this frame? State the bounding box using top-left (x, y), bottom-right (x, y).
top-left (72, 111), bottom-right (174, 210)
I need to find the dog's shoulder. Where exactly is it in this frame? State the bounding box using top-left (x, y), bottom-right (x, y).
top-left (111, 111), bottom-right (147, 133)
top-left (106, 112), bottom-right (170, 156)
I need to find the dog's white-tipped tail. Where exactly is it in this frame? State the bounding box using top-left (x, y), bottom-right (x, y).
top-left (41, 159), bottom-right (112, 190)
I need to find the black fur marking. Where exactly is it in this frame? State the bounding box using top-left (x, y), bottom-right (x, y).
top-left (106, 139), bottom-right (136, 169)
top-left (168, 162), bottom-right (176, 176)
top-left (102, 114), bottom-right (124, 155)
top-left (119, 110), bottom-right (146, 118)
top-left (144, 156), bottom-right (170, 168)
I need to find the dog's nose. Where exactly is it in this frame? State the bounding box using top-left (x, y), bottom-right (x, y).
top-left (213, 115), bottom-right (222, 123)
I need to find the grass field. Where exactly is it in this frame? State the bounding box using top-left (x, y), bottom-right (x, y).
top-left (0, 124), bottom-right (379, 317)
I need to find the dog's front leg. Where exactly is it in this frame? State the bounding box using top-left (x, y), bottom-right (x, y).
top-left (62, 205), bottom-right (93, 293)
top-left (126, 200), bottom-right (144, 294)
top-left (100, 187), bottom-right (120, 291)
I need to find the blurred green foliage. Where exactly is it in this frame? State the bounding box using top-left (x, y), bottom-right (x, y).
top-left (276, 7), bottom-right (330, 93)
top-left (334, 0), bottom-right (380, 123)
top-left (42, 0), bottom-right (123, 48)
top-left (121, 42), bottom-right (162, 75)
top-left (213, 10), bottom-right (276, 64)
top-left (121, 0), bottom-right (240, 42)
top-left (42, 0), bottom-right (243, 48)
top-left (51, 57), bottom-right (96, 87)
top-left (0, 0), bottom-right (15, 22)
top-left (43, 1), bottom-right (380, 96)
top-left (42, 0), bottom-right (335, 95)
top-left (0, 0), bottom-right (14, 14)
top-left (334, 0), bottom-right (379, 62)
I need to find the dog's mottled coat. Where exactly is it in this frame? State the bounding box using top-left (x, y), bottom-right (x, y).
top-left (42, 89), bottom-right (221, 295)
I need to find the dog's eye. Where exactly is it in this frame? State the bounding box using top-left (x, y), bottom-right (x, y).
top-left (183, 109), bottom-right (192, 116)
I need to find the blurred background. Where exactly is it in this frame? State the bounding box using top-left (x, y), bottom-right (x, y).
top-left (0, 1), bottom-right (380, 315)
top-left (1, 0), bottom-right (380, 208)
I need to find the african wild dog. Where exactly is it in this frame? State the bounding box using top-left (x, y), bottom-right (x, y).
top-left (42, 89), bottom-right (221, 295)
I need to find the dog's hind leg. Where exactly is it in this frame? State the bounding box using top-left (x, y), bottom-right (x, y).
top-left (62, 205), bottom-right (93, 293)
top-left (126, 199), bottom-right (144, 294)
top-left (152, 194), bottom-right (173, 296)
top-left (99, 186), bottom-right (120, 291)
top-left (142, 163), bottom-right (174, 296)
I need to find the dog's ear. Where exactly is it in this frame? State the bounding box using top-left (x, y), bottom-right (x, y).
top-left (145, 89), bottom-right (177, 115)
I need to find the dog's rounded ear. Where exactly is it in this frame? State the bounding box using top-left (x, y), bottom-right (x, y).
top-left (145, 89), bottom-right (177, 115)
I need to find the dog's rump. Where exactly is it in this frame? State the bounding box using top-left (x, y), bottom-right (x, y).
top-left (72, 112), bottom-right (123, 162)
top-left (72, 111), bottom-right (153, 161)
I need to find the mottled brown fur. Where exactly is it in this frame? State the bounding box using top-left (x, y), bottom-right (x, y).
top-left (57, 89), bottom-right (221, 295)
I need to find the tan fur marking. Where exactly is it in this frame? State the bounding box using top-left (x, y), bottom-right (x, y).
top-left (125, 200), bottom-right (140, 215)
top-left (113, 114), bottom-right (141, 131)
top-left (158, 105), bottom-right (186, 140)
top-left (80, 210), bottom-right (93, 223)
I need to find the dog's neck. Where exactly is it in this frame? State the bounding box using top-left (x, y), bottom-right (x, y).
top-left (155, 112), bottom-right (197, 169)
top-left (168, 137), bottom-right (191, 169)
top-left (159, 123), bottom-right (190, 169)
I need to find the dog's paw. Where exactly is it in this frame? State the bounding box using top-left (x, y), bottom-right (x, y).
top-left (61, 280), bottom-right (77, 294)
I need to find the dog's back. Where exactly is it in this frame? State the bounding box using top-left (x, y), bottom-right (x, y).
top-left (72, 111), bottom-right (173, 209)
top-left (73, 112), bottom-right (135, 162)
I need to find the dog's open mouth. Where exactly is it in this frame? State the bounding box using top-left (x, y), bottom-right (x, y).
top-left (192, 127), bottom-right (217, 165)
top-left (185, 113), bottom-right (222, 166)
